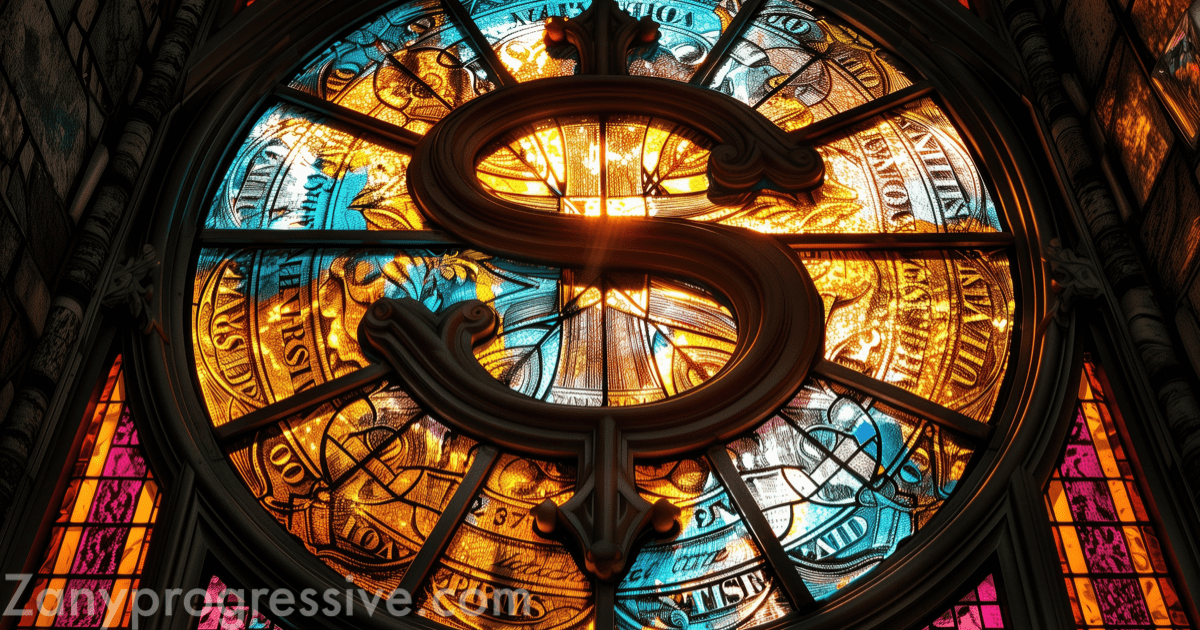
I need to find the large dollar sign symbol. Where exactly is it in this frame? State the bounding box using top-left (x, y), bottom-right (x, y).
top-left (359, 13), bottom-right (826, 585)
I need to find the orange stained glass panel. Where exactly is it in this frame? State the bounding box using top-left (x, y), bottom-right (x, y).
top-left (1045, 358), bottom-right (1193, 629)
top-left (18, 356), bottom-right (161, 629)
top-left (418, 454), bottom-right (593, 629)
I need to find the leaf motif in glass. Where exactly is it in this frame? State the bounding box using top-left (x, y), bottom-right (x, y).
top-left (801, 249), bottom-right (1014, 422)
top-left (616, 458), bottom-right (794, 629)
top-left (723, 378), bottom-right (974, 600)
top-left (205, 104), bottom-right (424, 230)
top-left (467, 0), bottom-right (583, 81)
top-left (706, 0), bottom-right (915, 131)
top-left (418, 454), bottom-right (593, 629)
top-left (625, 0), bottom-right (744, 82)
top-left (290, 0), bottom-right (494, 133)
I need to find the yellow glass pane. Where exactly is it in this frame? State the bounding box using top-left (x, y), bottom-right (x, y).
top-left (477, 115), bottom-right (711, 218)
top-left (1139, 576), bottom-right (1173, 626)
top-left (1074, 577), bottom-right (1105, 626)
top-left (1047, 480), bottom-right (1073, 522)
top-left (1126, 525), bottom-right (1156, 574)
top-left (1059, 526), bottom-right (1089, 574)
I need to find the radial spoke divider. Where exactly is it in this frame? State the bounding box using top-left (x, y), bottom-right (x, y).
top-left (198, 229), bottom-right (459, 247)
top-left (595, 582), bottom-right (616, 630)
top-left (442, 0), bottom-right (517, 86)
top-left (788, 81), bottom-right (935, 143)
top-left (781, 232), bottom-right (1014, 250)
top-left (689, 0), bottom-right (768, 87)
top-left (214, 364), bottom-right (392, 442)
top-left (812, 359), bottom-right (993, 442)
top-left (394, 445), bottom-right (500, 600)
top-left (273, 85), bottom-right (423, 148)
top-left (706, 445), bottom-right (818, 610)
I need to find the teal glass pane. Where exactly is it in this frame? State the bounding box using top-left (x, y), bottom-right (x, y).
top-left (616, 458), bottom-right (794, 629)
top-left (204, 103), bottom-right (424, 230)
top-left (466, 0), bottom-right (584, 81)
top-left (722, 378), bottom-right (974, 601)
top-left (289, 0), bottom-right (494, 134)
top-left (706, 0), bottom-right (915, 131)
top-left (625, 0), bottom-right (745, 82)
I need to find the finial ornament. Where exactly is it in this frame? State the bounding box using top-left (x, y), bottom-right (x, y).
top-left (545, 0), bottom-right (661, 75)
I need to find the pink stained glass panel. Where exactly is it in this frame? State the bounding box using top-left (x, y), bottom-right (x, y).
top-left (921, 574), bottom-right (1005, 629)
top-left (18, 356), bottom-right (161, 629)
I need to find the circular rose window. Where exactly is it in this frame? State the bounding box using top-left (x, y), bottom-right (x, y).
top-left (187, 0), bottom-right (1021, 627)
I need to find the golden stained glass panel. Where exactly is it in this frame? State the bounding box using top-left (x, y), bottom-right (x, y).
top-left (418, 455), bottom-right (593, 629)
top-left (800, 250), bottom-right (1014, 422)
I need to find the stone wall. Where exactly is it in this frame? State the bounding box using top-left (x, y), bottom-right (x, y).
top-left (1033, 0), bottom-right (1200, 380)
top-left (0, 0), bottom-right (168, 420)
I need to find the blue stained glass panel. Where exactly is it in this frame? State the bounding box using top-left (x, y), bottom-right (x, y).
top-left (205, 103), bottom-right (424, 231)
top-left (723, 378), bottom-right (974, 600)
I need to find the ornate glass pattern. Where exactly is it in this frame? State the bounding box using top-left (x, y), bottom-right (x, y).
top-left (1046, 360), bottom-right (1193, 629)
top-left (722, 378), bottom-right (974, 600)
top-left (803, 250), bottom-right (1014, 423)
top-left (18, 356), bottom-right (161, 629)
top-left (708, 0), bottom-right (914, 131)
top-left (290, 0), bottom-right (494, 133)
top-left (616, 458), bottom-right (794, 628)
top-left (190, 0), bottom-right (1020, 625)
top-left (205, 104), bottom-right (423, 231)
top-left (225, 381), bottom-right (478, 594)
top-left (417, 455), bottom-right (593, 628)
top-left (920, 574), bottom-right (1005, 629)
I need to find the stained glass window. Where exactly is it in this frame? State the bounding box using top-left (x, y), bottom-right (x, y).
top-left (190, 0), bottom-right (1022, 627)
top-left (17, 356), bottom-right (161, 629)
top-left (1046, 358), bottom-right (1193, 629)
top-left (919, 574), bottom-right (1006, 629)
